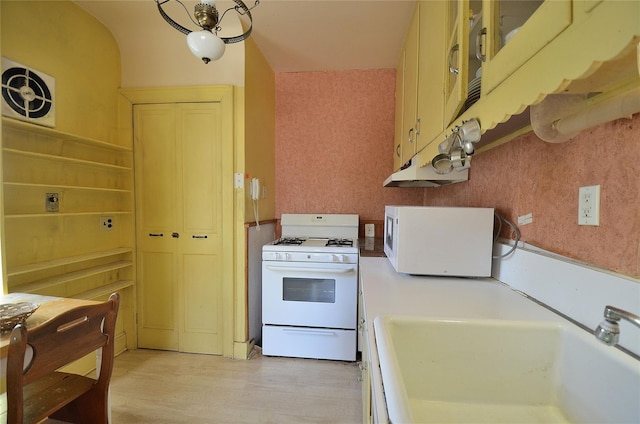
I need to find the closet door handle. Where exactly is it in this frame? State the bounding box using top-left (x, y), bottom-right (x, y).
top-left (149, 233), bottom-right (164, 237)
top-left (172, 232), bottom-right (180, 238)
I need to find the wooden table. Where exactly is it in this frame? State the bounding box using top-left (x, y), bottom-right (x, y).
top-left (0, 293), bottom-right (98, 358)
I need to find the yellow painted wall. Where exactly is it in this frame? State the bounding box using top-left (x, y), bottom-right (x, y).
top-left (244, 37), bottom-right (276, 223)
top-left (0, 1), bottom-right (133, 360)
top-left (1, 1), bottom-right (121, 143)
top-left (232, 36), bottom-right (275, 358)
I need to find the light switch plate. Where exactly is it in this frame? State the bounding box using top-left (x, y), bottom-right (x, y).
top-left (45, 193), bottom-right (59, 212)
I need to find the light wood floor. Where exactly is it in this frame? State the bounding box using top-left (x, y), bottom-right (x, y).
top-left (108, 348), bottom-right (363, 424)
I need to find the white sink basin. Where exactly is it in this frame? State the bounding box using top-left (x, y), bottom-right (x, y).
top-left (374, 315), bottom-right (640, 424)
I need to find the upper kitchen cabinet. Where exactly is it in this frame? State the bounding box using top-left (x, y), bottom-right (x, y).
top-left (394, 49), bottom-right (406, 172)
top-left (444, 0), bottom-right (473, 127)
top-left (416, 1), bottom-right (447, 152)
top-left (394, 1), bottom-right (447, 169)
top-left (399, 4), bottom-right (420, 166)
top-left (448, 0), bottom-right (572, 118)
top-left (465, 0), bottom-right (640, 134)
top-left (410, 0), bottom-right (640, 169)
top-left (479, 0), bottom-right (572, 96)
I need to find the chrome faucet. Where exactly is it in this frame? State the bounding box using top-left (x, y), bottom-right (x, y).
top-left (594, 305), bottom-right (640, 345)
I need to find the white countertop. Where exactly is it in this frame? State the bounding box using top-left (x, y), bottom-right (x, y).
top-left (359, 257), bottom-right (567, 423)
top-left (360, 256), bottom-right (566, 322)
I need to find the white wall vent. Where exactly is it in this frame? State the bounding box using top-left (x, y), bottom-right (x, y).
top-left (1, 58), bottom-right (55, 127)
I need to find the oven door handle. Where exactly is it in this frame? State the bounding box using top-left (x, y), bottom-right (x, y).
top-left (265, 265), bottom-right (355, 274)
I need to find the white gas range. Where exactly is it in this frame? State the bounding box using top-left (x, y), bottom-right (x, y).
top-left (262, 214), bottom-right (359, 361)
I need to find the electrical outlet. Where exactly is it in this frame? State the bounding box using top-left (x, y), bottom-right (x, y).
top-left (100, 216), bottom-right (114, 231)
top-left (364, 223), bottom-right (375, 237)
top-left (578, 185), bottom-right (600, 226)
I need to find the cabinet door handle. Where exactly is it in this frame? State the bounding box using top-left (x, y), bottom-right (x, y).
top-left (448, 44), bottom-right (460, 75)
top-left (407, 127), bottom-right (414, 144)
top-left (149, 233), bottom-right (164, 237)
top-left (476, 27), bottom-right (487, 62)
top-left (171, 232), bottom-right (180, 238)
top-left (192, 235), bottom-right (208, 239)
top-left (396, 144), bottom-right (401, 158)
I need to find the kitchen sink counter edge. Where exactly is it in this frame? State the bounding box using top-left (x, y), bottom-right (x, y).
top-left (360, 256), bottom-right (591, 424)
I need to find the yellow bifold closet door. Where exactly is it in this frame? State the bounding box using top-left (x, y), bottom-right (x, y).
top-left (134, 102), bottom-right (224, 354)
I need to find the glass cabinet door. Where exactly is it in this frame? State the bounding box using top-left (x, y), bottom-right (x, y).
top-left (444, 0), bottom-right (470, 126)
top-left (444, 0), bottom-right (484, 127)
top-left (480, 0), bottom-right (572, 94)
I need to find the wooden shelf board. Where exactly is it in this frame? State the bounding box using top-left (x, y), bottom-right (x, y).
top-left (72, 280), bottom-right (135, 301)
top-left (7, 248), bottom-right (133, 277)
top-left (3, 147), bottom-right (132, 171)
top-left (2, 117), bottom-right (131, 152)
top-left (11, 261), bottom-right (133, 293)
top-left (4, 211), bottom-right (133, 219)
top-left (3, 181), bottom-right (132, 193)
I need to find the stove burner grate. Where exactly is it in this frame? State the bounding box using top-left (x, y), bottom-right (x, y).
top-left (273, 237), bottom-right (306, 246)
top-left (326, 238), bottom-right (353, 247)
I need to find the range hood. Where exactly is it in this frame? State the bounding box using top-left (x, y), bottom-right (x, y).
top-left (383, 158), bottom-right (469, 188)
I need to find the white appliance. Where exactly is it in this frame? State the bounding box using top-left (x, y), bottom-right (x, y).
top-left (262, 213), bottom-right (359, 361)
top-left (384, 206), bottom-right (495, 277)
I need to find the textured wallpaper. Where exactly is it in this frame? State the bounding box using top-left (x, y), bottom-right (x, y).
top-left (425, 114), bottom-right (640, 278)
top-left (275, 70), bottom-right (422, 220)
top-left (275, 70), bottom-right (639, 277)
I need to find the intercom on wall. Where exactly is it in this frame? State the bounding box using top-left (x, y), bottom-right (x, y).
top-left (250, 178), bottom-right (260, 200)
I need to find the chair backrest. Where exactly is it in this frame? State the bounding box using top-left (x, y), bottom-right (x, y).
top-left (6, 292), bottom-right (120, 421)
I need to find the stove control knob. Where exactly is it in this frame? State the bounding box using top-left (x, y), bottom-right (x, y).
top-left (332, 254), bottom-right (341, 263)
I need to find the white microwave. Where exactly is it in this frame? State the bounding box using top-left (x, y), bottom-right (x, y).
top-left (384, 206), bottom-right (495, 277)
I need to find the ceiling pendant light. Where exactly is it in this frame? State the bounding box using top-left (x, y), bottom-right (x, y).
top-left (156, 0), bottom-right (259, 64)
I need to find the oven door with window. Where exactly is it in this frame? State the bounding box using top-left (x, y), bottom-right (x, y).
top-left (262, 260), bottom-right (358, 329)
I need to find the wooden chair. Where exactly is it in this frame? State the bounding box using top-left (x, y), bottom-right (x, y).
top-left (1, 292), bottom-right (120, 424)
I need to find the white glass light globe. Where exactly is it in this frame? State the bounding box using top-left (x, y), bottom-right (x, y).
top-left (187, 30), bottom-right (226, 63)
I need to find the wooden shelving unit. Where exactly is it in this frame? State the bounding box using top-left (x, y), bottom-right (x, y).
top-left (1, 116), bottom-right (135, 350)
